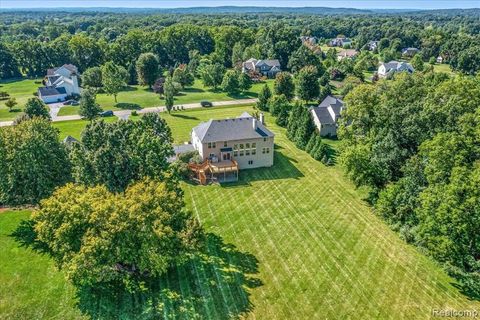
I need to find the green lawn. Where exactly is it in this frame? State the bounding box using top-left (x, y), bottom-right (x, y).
top-left (52, 117), bottom-right (117, 140)
top-left (0, 210), bottom-right (85, 319)
top-left (0, 78), bottom-right (42, 121)
top-left (94, 79), bottom-right (271, 111)
top-left (433, 63), bottom-right (455, 75)
top-left (2, 106), bottom-right (480, 319)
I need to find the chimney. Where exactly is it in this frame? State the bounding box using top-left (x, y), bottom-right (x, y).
top-left (252, 118), bottom-right (257, 130)
top-left (259, 112), bottom-right (265, 125)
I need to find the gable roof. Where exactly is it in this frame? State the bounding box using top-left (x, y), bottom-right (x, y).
top-left (192, 112), bottom-right (274, 143)
top-left (38, 86), bottom-right (67, 97)
top-left (63, 135), bottom-right (79, 145)
top-left (312, 96), bottom-right (345, 125)
top-left (381, 61), bottom-right (414, 73)
top-left (256, 59), bottom-right (281, 68)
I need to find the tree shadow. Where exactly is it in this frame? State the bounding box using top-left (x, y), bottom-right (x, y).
top-left (75, 233), bottom-right (262, 319)
top-left (171, 114), bottom-right (199, 120)
top-left (11, 224), bottom-right (262, 319)
top-left (183, 87), bottom-right (205, 93)
top-left (114, 102), bottom-right (142, 110)
top-left (123, 86), bottom-right (139, 92)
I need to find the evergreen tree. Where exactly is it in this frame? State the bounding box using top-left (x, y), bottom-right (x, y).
top-left (274, 72), bottom-right (295, 100)
top-left (286, 101), bottom-right (304, 140)
top-left (294, 105), bottom-right (315, 150)
top-left (256, 84), bottom-right (272, 111)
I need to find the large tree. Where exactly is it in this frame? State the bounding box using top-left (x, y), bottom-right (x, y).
top-left (256, 84), bottom-right (272, 111)
top-left (274, 72), bottom-right (295, 101)
top-left (32, 178), bottom-right (204, 288)
top-left (0, 118), bottom-right (71, 205)
top-left (68, 34), bottom-right (104, 71)
top-left (24, 98), bottom-right (51, 120)
top-left (199, 63), bottom-right (225, 90)
top-left (79, 88), bottom-right (102, 121)
top-left (136, 53), bottom-right (160, 89)
top-left (70, 114), bottom-right (174, 192)
top-left (102, 62), bottom-right (128, 103)
top-left (296, 66), bottom-right (320, 103)
top-left (221, 70), bottom-right (240, 95)
top-left (81, 66), bottom-right (103, 89)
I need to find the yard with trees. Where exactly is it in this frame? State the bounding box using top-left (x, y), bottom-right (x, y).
top-left (2, 105), bottom-right (480, 319)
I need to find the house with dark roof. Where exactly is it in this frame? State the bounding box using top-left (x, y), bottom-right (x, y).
top-left (328, 37), bottom-right (352, 48)
top-left (242, 58), bottom-right (281, 78)
top-left (378, 61), bottom-right (415, 78)
top-left (310, 96), bottom-right (345, 137)
top-left (367, 40), bottom-right (379, 51)
top-left (191, 112), bottom-right (274, 171)
top-left (401, 47), bottom-right (420, 57)
top-left (38, 64), bottom-right (80, 103)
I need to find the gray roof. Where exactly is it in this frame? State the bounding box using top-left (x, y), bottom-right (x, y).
top-left (256, 59), bottom-right (281, 68)
top-left (38, 86), bottom-right (67, 96)
top-left (63, 135), bottom-right (79, 145)
top-left (173, 143), bottom-right (196, 155)
top-left (312, 96), bottom-right (345, 125)
top-left (193, 112), bottom-right (274, 143)
top-left (382, 61), bottom-right (414, 73)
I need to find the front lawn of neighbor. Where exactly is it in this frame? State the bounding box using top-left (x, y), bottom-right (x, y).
top-left (52, 117), bottom-right (118, 140)
top-left (2, 105), bottom-right (479, 319)
top-left (96, 79), bottom-right (272, 110)
top-left (0, 78), bottom-right (42, 121)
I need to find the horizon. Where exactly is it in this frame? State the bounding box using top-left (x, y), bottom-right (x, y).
top-left (1, 0), bottom-right (479, 10)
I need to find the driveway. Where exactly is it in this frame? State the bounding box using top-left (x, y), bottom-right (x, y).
top-left (48, 102), bottom-right (67, 119)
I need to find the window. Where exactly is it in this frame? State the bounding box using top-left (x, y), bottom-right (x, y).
top-left (240, 144), bottom-right (244, 150)
top-left (246, 149), bottom-right (250, 156)
top-left (209, 153), bottom-right (215, 158)
top-left (224, 141), bottom-right (227, 147)
top-left (262, 148), bottom-right (266, 154)
top-left (212, 142), bottom-right (216, 148)
top-left (248, 160), bottom-right (254, 165)
top-left (263, 138), bottom-right (267, 142)
top-left (208, 142), bottom-right (212, 148)
top-left (233, 151), bottom-right (238, 157)
top-left (240, 150), bottom-right (244, 156)
top-left (234, 144), bottom-right (238, 151)
top-left (252, 143), bottom-right (256, 148)
top-left (252, 149), bottom-right (256, 155)
top-left (246, 143), bottom-right (250, 149)
top-left (266, 148), bottom-right (270, 154)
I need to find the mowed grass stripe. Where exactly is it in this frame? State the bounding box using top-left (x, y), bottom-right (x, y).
top-left (180, 109), bottom-right (480, 319)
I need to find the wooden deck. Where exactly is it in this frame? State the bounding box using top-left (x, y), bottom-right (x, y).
top-left (189, 159), bottom-right (239, 185)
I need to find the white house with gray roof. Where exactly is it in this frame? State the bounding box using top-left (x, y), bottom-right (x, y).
top-left (191, 112), bottom-right (274, 170)
top-left (310, 96), bottom-right (345, 137)
top-left (38, 64), bottom-right (80, 103)
top-left (378, 61), bottom-right (414, 78)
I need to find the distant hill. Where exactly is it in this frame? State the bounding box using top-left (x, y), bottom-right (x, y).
top-left (0, 6), bottom-right (478, 16)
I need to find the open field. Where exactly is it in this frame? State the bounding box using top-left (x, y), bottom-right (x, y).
top-left (1, 105), bottom-right (479, 319)
top-left (0, 78), bottom-right (42, 121)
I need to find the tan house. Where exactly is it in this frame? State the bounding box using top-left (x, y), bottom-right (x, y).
top-left (310, 96), bottom-right (345, 137)
top-left (190, 112), bottom-right (274, 183)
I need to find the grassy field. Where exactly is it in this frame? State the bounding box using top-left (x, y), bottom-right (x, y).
top-left (0, 77), bottom-right (271, 120)
top-left (2, 105), bottom-right (480, 319)
top-left (0, 78), bottom-right (42, 121)
top-left (56, 79), bottom-right (272, 117)
top-left (52, 117), bottom-right (118, 140)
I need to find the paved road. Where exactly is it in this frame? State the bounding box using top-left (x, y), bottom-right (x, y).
top-left (0, 98), bottom-right (258, 127)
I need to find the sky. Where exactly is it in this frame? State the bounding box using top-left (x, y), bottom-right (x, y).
top-left (1, 0), bottom-right (479, 9)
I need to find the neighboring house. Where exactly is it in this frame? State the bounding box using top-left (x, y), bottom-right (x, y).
top-left (63, 135), bottom-right (79, 146)
top-left (367, 40), bottom-right (378, 51)
top-left (242, 58), bottom-right (281, 78)
top-left (436, 56), bottom-right (444, 64)
top-left (300, 36), bottom-right (318, 45)
top-left (310, 96), bottom-right (345, 137)
top-left (329, 37), bottom-right (352, 47)
top-left (191, 111), bottom-right (274, 168)
top-left (378, 61), bottom-right (415, 78)
top-left (337, 49), bottom-right (359, 61)
top-left (38, 64), bottom-right (80, 103)
top-left (401, 47), bottom-right (420, 57)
